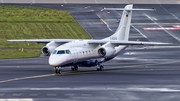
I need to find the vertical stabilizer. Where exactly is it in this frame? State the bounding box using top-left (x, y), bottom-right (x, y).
top-left (102, 4), bottom-right (154, 41)
top-left (104, 4), bottom-right (133, 41)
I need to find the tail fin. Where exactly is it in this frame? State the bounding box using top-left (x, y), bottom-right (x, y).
top-left (103, 4), bottom-right (154, 41)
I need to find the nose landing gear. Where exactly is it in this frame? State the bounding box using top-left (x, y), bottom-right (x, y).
top-left (54, 67), bottom-right (61, 74)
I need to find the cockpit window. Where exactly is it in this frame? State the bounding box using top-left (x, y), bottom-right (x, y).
top-left (57, 50), bottom-right (65, 54)
top-left (55, 50), bottom-right (71, 54)
top-left (52, 50), bottom-right (57, 54)
top-left (66, 50), bottom-right (71, 54)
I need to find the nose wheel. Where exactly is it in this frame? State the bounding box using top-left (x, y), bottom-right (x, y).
top-left (55, 67), bottom-right (61, 74)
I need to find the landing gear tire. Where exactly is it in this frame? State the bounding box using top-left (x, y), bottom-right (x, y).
top-left (55, 67), bottom-right (61, 74)
top-left (71, 67), bottom-right (75, 71)
top-left (97, 65), bottom-right (104, 71)
top-left (71, 65), bottom-right (78, 71)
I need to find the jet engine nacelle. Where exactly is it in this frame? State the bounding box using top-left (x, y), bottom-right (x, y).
top-left (98, 47), bottom-right (116, 57)
top-left (41, 41), bottom-right (59, 56)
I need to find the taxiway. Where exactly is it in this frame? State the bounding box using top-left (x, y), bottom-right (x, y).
top-left (0, 4), bottom-right (180, 101)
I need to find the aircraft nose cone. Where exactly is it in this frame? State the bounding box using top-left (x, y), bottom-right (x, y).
top-left (49, 56), bottom-right (59, 66)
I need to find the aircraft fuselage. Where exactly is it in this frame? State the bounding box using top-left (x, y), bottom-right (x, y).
top-left (49, 40), bottom-right (126, 67)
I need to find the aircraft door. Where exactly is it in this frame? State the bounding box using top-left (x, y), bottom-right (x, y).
top-left (70, 48), bottom-right (78, 64)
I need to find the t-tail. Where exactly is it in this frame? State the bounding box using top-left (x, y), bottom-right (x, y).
top-left (103, 4), bottom-right (155, 41)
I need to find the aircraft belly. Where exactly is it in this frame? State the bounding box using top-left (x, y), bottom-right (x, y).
top-left (61, 55), bottom-right (101, 67)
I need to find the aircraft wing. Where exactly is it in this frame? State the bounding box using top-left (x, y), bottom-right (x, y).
top-left (7, 39), bottom-right (77, 43)
top-left (88, 40), bottom-right (171, 45)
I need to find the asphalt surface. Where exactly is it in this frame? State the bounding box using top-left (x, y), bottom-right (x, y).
top-left (0, 0), bottom-right (179, 4)
top-left (0, 4), bottom-right (180, 101)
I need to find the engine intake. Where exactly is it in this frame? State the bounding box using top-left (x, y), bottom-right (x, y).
top-left (41, 41), bottom-right (59, 56)
top-left (98, 47), bottom-right (115, 57)
top-left (42, 46), bottom-right (51, 56)
top-left (98, 48), bottom-right (106, 57)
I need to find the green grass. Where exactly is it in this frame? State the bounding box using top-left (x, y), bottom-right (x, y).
top-left (0, 49), bottom-right (41, 59)
top-left (0, 6), bottom-right (75, 22)
top-left (0, 6), bottom-right (90, 59)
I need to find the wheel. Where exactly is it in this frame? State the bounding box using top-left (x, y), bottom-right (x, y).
top-left (55, 69), bottom-right (58, 74)
top-left (96, 65), bottom-right (104, 71)
top-left (55, 67), bottom-right (61, 74)
top-left (74, 66), bottom-right (78, 71)
top-left (72, 65), bottom-right (78, 71)
top-left (57, 69), bottom-right (61, 74)
top-left (71, 67), bottom-right (75, 71)
top-left (99, 65), bottom-right (104, 71)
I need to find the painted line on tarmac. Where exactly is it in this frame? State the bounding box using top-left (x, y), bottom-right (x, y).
top-left (0, 99), bottom-right (33, 101)
top-left (132, 23), bottom-right (180, 25)
top-left (0, 74), bottom-right (55, 84)
top-left (0, 60), bottom-right (180, 84)
top-left (108, 60), bottom-right (180, 69)
top-left (0, 65), bottom-right (49, 68)
top-left (0, 70), bottom-right (104, 84)
top-left (1, 87), bottom-right (180, 92)
top-left (94, 0), bottom-right (98, 3)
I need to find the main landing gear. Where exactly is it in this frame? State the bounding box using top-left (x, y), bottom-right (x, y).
top-left (96, 65), bottom-right (104, 71)
top-left (54, 67), bottom-right (61, 74)
top-left (71, 65), bottom-right (78, 71)
top-left (96, 61), bottom-right (104, 71)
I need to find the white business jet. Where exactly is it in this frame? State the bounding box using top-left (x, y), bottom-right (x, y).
top-left (8, 4), bottom-right (170, 74)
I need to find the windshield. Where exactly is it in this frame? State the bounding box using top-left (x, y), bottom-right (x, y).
top-left (57, 50), bottom-right (65, 54)
top-left (53, 50), bottom-right (71, 55)
top-left (52, 50), bottom-right (57, 54)
top-left (66, 50), bottom-right (71, 54)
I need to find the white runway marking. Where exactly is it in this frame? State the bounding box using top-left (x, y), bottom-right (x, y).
top-left (160, 4), bottom-right (180, 21)
top-left (144, 13), bottom-right (180, 42)
top-left (96, 14), bottom-right (112, 31)
top-left (0, 74), bottom-right (55, 83)
top-left (0, 59), bottom-right (180, 84)
top-left (131, 24), bottom-right (147, 38)
top-left (32, 0), bottom-right (35, 3)
top-left (63, 0), bottom-right (67, 3)
top-left (101, 20), bottom-right (113, 31)
top-left (94, 0), bottom-right (98, 3)
top-left (1, 87), bottom-right (180, 92)
top-left (0, 99), bottom-right (33, 101)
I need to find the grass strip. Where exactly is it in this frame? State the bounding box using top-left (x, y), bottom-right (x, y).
top-left (0, 6), bottom-right (90, 58)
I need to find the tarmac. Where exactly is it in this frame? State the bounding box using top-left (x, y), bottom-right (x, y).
top-left (0, 4), bottom-right (180, 101)
top-left (0, 0), bottom-right (179, 4)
